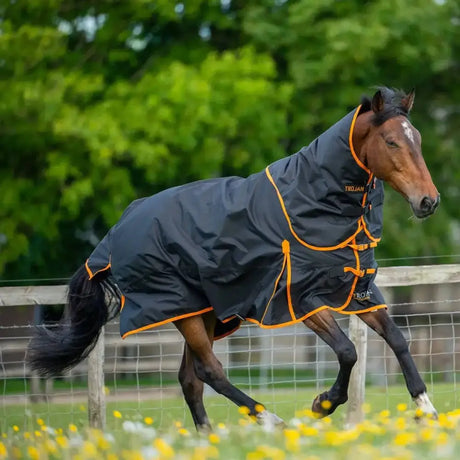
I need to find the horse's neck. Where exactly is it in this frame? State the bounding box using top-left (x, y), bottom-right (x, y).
top-left (351, 111), bottom-right (373, 168)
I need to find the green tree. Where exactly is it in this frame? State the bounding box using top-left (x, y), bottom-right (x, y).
top-left (0, 0), bottom-right (458, 279)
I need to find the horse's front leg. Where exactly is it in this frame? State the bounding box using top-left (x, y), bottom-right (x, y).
top-left (358, 309), bottom-right (438, 419)
top-left (304, 310), bottom-right (357, 417)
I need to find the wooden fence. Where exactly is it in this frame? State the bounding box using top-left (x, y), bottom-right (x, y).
top-left (1, 264), bottom-right (460, 429)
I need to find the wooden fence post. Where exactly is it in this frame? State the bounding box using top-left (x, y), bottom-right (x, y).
top-left (346, 315), bottom-right (368, 428)
top-left (87, 327), bottom-right (106, 429)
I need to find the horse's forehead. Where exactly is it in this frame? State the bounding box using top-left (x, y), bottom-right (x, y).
top-left (401, 120), bottom-right (415, 143)
top-left (384, 117), bottom-right (420, 146)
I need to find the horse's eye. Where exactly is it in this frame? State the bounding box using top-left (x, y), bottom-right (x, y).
top-left (385, 139), bottom-right (399, 148)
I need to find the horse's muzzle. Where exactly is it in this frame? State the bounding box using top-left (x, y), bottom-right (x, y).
top-left (413, 194), bottom-right (440, 218)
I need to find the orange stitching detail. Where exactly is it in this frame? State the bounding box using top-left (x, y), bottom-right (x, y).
top-left (121, 306), bottom-right (214, 339)
top-left (85, 259), bottom-right (111, 280)
top-left (265, 167), bottom-right (362, 251)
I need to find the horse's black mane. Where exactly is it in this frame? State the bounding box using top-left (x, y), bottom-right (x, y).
top-left (360, 87), bottom-right (411, 126)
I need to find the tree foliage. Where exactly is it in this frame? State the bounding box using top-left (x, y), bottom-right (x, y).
top-left (1, 0), bottom-right (459, 278)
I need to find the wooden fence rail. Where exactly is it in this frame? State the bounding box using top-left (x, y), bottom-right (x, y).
top-left (1, 264), bottom-right (460, 428)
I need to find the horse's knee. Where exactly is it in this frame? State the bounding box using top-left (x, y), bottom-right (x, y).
top-left (337, 342), bottom-right (357, 367)
top-left (194, 358), bottom-right (227, 391)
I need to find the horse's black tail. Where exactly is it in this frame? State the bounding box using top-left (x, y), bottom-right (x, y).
top-left (27, 264), bottom-right (114, 377)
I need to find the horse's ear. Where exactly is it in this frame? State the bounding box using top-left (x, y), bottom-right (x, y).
top-left (371, 90), bottom-right (385, 113)
top-left (401, 88), bottom-right (415, 113)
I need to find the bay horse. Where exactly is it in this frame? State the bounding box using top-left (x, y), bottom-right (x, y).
top-left (28, 88), bottom-right (440, 430)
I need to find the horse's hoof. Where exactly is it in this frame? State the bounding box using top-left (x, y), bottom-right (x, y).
top-left (256, 410), bottom-right (286, 430)
top-left (311, 394), bottom-right (329, 418)
top-left (413, 392), bottom-right (438, 421)
top-left (196, 423), bottom-right (213, 433)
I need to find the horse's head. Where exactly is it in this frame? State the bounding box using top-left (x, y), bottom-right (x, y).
top-left (355, 88), bottom-right (440, 218)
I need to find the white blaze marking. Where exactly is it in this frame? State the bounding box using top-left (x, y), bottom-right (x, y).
top-left (402, 120), bottom-right (415, 143)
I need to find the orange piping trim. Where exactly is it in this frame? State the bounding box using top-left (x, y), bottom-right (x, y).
top-left (247, 241), bottom-right (362, 328)
top-left (283, 240), bottom-right (295, 321)
top-left (260, 243), bottom-right (288, 325)
top-left (337, 304), bottom-right (387, 315)
top-left (349, 105), bottom-right (370, 174)
top-left (121, 306), bottom-right (214, 339)
top-left (360, 215), bottom-right (382, 243)
top-left (85, 259), bottom-right (111, 280)
top-left (120, 295), bottom-right (126, 312)
top-left (265, 167), bottom-right (363, 251)
top-left (344, 267), bottom-right (365, 277)
top-left (213, 322), bottom-right (242, 341)
top-left (221, 315), bottom-right (237, 324)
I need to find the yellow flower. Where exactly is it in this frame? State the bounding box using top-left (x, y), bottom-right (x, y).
top-left (82, 441), bottom-right (98, 458)
top-left (397, 403), bottom-right (408, 412)
top-left (0, 442), bottom-right (7, 459)
top-left (254, 404), bottom-right (265, 413)
top-left (12, 425), bottom-right (19, 432)
top-left (246, 452), bottom-right (264, 460)
top-left (420, 428), bottom-right (433, 442)
top-left (36, 418), bottom-right (44, 426)
top-left (178, 428), bottom-right (190, 436)
top-left (154, 438), bottom-right (174, 458)
top-left (56, 435), bottom-right (69, 448)
top-left (438, 413), bottom-right (455, 429)
top-left (27, 446), bottom-right (40, 460)
top-left (436, 432), bottom-right (449, 445)
top-left (192, 446), bottom-right (219, 460)
top-left (34, 430), bottom-right (42, 438)
top-left (217, 422), bottom-right (226, 430)
top-left (208, 433), bottom-right (220, 444)
top-left (174, 421), bottom-right (182, 428)
top-left (379, 409), bottom-right (390, 418)
top-left (144, 416), bottom-right (154, 425)
top-left (69, 424), bottom-right (78, 433)
top-left (284, 429), bottom-right (300, 452)
top-left (393, 432), bottom-right (417, 446)
top-left (320, 400), bottom-right (332, 410)
top-left (45, 439), bottom-right (57, 454)
top-left (395, 417), bottom-right (406, 430)
top-left (113, 410), bottom-right (122, 419)
top-left (238, 406), bottom-right (250, 415)
top-left (299, 425), bottom-right (319, 437)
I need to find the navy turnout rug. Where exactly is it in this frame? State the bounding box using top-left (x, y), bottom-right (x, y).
top-left (86, 106), bottom-right (387, 340)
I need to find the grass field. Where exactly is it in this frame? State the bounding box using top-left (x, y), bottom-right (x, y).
top-left (1, 384), bottom-right (460, 459)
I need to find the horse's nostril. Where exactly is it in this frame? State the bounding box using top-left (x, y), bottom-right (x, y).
top-left (420, 195), bottom-right (439, 214)
top-left (420, 196), bottom-right (432, 212)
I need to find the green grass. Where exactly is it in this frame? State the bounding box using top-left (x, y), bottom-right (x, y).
top-left (2, 383), bottom-right (459, 433)
top-left (2, 387), bottom-right (460, 460)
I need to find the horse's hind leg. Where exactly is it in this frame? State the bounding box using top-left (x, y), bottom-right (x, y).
top-left (304, 309), bottom-right (357, 417)
top-left (178, 311), bottom-right (215, 431)
top-left (175, 313), bottom-right (285, 429)
top-left (358, 309), bottom-right (437, 418)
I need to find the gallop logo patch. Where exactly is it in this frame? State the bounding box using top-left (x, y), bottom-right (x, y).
top-left (353, 289), bottom-right (372, 302)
